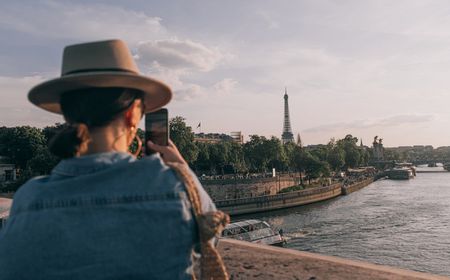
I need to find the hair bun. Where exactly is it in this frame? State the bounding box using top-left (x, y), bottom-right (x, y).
top-left (49, 123), bottom-right (91, 158)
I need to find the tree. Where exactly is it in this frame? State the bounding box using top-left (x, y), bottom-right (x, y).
top-left (42, 123), bottom-right (65, 145)
top-left (309, 145), bottom-right (328, 162)
top-left (169, 116), bottom-right (199, 165)
top-left (337, 134), bottom-right (361, 169)
top-left (208, 142), bottom-right (230, 175)
top-left (243, 135), bottom-right (269, 172)
top-left (359, 148), bottom-right (371, 166)
top-left (303, 155), bottom-right (330, 183)
top-left (283, 141), bottom-right (298, 172)
top-left (243, 135), bottom-right (285, 172)
top-left (384, 149), bottom-right (401, 161)
top-left (0, 126), bottom-right (47, 169)
top-left (193, 141), bottom-right (247, 175)
top-left (226, 142), bottom-right (247, 174)
top-left (266, 137), bottom-right (287, 172)
top-left (327, 145), bottom-right (345, 171)
top-left (27, 146), bottom-right (60, 175)
top-left (193, 142), bottom-right (211, 173)
top-left (292, 147), bottom-right (329, 184)
top-left (0, 126), bottom-right (60, 190)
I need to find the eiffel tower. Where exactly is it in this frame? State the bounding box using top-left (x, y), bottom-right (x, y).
top-left (282, 88), bottom-right (294, 144)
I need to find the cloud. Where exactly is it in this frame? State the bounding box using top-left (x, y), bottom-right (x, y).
top-left (0, 75), bottom-right (61, 126)
top-left (0, 76), bottom-right (46, 107)
top-left (256, 11), bottom-right (280, 30)
top-left (1, 2), bottom-right (234, 104)
top-left (0, 1), bottom-right (167, 44)
top-left (212, 78), bottom-right (238, 95)
top-left (172, 78), bottom-right (238, 101)
top-left (0, 107), bottom-right (62, 127)
top-left (136, 39), bottom-right (224, 71)
top-left (0, 2), bottom-right (235, 105)
top-left (304, 114), bottom-right (436, 133)
top-left (174, 84), bottom-right (204, 101)
top-left (135, 38), bottom-right (232, 101)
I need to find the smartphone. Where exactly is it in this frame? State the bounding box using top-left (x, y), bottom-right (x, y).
top-left (145, 108), bottom-right (169, 155)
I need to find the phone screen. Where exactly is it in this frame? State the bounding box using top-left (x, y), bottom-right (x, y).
top-left (145, 108), bottom-right (169, 155)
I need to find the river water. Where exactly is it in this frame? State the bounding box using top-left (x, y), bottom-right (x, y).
top-left (240, 166), bottom-right (450, 276)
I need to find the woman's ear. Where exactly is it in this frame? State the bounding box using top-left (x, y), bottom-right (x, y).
top-left (128, 99), bottom-right (143, 127)
top-left (124, 109), bottom-right (133, 127)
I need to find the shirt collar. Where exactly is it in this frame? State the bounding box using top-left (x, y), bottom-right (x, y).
top-left (52, 152), bottom-right (135, 177)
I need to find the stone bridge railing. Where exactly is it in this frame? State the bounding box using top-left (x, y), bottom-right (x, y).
top-left (218, 239), bottom-right (449, 280)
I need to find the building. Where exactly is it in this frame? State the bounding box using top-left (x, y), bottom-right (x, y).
top-left (0, 157), bottom-right (16, 183)
top-left (194, 132), bottom-right (243, 144)
top-left (281, 88), bottom-right (294, 144)
top-left (230, 131), bottom-right (244, 144)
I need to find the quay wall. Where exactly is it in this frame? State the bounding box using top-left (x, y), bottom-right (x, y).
top-left (416, 170), bottom-right (448, 173)
top-left (342, 178), bottom-right (374, 195)
top-left (202, 176), bottom-right (300, 201)
top-left (219, 239), bottom-right (449, 280)
top-left (216, 183), bottom-right (342, 216)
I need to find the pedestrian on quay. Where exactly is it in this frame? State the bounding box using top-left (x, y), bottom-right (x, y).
top-left (0, 39), bottom-right (229, 280)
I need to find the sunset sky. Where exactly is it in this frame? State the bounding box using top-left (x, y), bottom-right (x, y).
top-left (2, 1), bottom-right (450, 147)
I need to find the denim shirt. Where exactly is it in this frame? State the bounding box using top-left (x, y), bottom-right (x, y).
top-left (0, 152), bottom-right (216, 280)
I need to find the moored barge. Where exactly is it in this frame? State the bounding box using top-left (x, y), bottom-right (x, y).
top-left (386, 167), bottom-right (414, 180)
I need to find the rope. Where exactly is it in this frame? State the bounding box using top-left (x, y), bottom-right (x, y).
top-left (167, 162), bottom-right (230, 280)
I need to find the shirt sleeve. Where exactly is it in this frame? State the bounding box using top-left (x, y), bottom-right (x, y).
top-left (187, 168), bottom-right (217, 213)
top-left (186, 168), bottom-right (220, 250)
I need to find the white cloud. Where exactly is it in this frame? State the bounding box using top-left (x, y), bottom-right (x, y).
top-left (212, 78), bottom-right (238, 95)
top-left (136, 39), bottom-right (224, 71)
top-left (0, 75), bottom-right (61, 126)
top-left (170, 78), bottom-right (237, 102)
top-left (0, 76), bottom-right (46, 107)
top-left (0, 1), bottom-right (167, 44)
top-left (135, 38), bottom-right (232, 101)
top-left (174, 84), bottom-right (205, 101)
top-left (0, 2), bottom-right (234, 104)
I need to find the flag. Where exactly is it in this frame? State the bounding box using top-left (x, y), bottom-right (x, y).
top-left (197, 122), bottom-right (201, 128)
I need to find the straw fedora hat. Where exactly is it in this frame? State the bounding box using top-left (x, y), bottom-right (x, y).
top-left (28, 39), bottom-right (172, 114)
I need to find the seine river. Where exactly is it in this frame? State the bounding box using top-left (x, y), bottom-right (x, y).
top-left (241, 166), bottom-right (450, 276)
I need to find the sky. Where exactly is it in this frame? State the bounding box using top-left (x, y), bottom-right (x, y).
top-left (1, 0), bottom-right (450, 147)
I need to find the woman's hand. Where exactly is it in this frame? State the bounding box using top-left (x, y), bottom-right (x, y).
top-left (147, 139), bottom-right (187, 165)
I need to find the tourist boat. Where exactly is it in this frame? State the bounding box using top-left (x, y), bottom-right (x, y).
top-left (386, 167), bottom-right (414, 180)
top-left (428, 162), bottom-right (437, 167)
top-left (220, 219), bottom-right (285, 246)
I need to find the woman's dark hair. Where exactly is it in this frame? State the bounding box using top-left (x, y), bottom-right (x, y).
top-left (49, 87), bottom-right (144, 158)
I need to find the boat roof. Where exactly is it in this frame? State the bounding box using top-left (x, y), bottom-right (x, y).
top-left (0, 198), bottom-right (12, 220)
top-left (392, 167), bottom-right (411, 170)
top-left (0, 210), bottom-right (9, 220)
top-left (225, 219), bottom-right (267, 230)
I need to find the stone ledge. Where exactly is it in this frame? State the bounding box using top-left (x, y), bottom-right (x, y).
top-left (218, 239), bottom-right (449, 280)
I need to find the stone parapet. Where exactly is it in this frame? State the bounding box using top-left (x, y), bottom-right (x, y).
top-left (203, 176), bottom-right (299, 201)
top-left (216, 183), bottom-right (342, 215)
top-left (342, 178), bottom-right (374, 195)
top-left (218, 239), bottom-right (449, 280)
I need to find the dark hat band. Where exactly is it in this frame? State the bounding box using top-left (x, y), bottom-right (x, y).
top-left (64, 68), bottom-right (137, 76)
